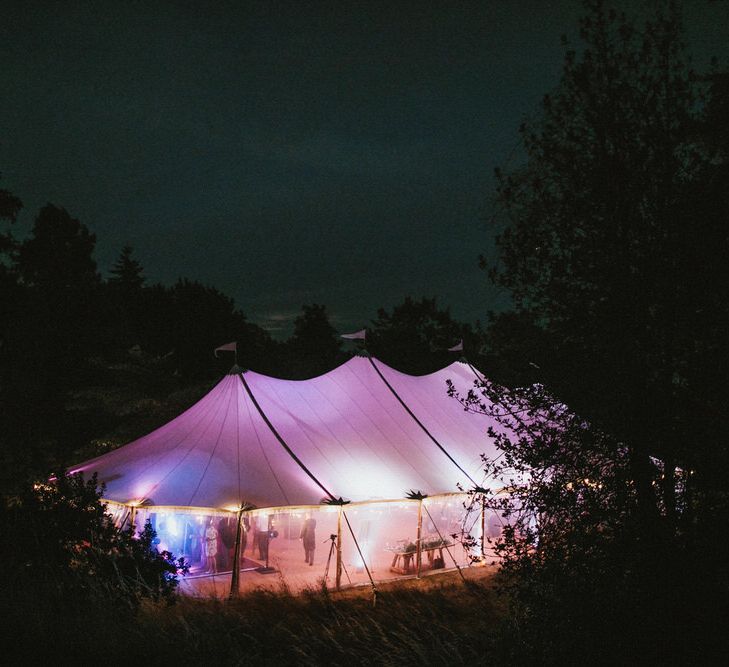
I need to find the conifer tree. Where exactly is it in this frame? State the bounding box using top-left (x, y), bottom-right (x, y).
top-left (109, 245), bottom-right (145, 290)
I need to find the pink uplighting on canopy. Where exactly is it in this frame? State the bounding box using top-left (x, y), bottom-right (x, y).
top-left (72, 357), bottom-right (501, 510)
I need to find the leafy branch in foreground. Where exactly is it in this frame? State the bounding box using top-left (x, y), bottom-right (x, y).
top-left (449, 373), bottom-right (723, 662)
top-left (1, 472), bottom-right (188, 609)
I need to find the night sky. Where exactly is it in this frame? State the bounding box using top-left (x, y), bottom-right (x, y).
top-left (2, 1), bottom-right (728, 335)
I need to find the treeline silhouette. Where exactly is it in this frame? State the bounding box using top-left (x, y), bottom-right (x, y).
top-left (0, 198), bottom-right (485, 490)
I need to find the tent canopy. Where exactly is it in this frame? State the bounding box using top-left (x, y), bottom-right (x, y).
top-left (72, 357), bottom-right (500, 510)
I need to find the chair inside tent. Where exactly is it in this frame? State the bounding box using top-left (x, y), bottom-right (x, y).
top-left (72, 355), bottom-right (505, 595)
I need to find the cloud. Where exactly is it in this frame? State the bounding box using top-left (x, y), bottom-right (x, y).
top-left (255, 309), bottom-right (301, 334)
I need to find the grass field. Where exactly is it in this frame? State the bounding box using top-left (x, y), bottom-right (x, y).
top-left (9, 566), bottom-right (502, 665)
top-left (136, 567), bottom-right (504, 665)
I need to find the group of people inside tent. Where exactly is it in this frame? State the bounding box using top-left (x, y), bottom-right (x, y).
top-left (135, 494), bottom-right (477, 588)
top-left (145, 510), bottom-right (322, 575)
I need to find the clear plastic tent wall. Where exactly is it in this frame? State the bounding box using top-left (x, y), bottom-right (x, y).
top-left (74, 357), bottom-right (504, 593)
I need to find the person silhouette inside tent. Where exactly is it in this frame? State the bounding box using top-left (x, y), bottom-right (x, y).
top-left (300, 513), bottom-right (317, 566)
top-left (256, 515), bottom-right (276, 562)
top-left (204, 518), bottom-right (219, 574)
top-left (218, 517), bottom-right (234, 571)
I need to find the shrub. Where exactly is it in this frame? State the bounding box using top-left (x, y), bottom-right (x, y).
top-left (0, 472), bottom-right (187, 659)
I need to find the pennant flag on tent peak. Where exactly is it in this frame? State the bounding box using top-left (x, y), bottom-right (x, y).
top-left (214, 341), bottom-right (237, 357)
top-left (448, 339), bottom-right (463, 352)
top-left (341, 329), bottom-right (366, 340)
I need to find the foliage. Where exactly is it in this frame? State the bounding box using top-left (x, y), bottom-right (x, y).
top-left (285, 303), bottom-right (345, 378)
top-left (1, 203), bottom-right (105, 487)
top-left (368, 297), bottom-right (478, 374)
top-left (1, 472), bottom-right (187, 603)
top-left (487, 0), bottom-right (729, 520)
top-left (109, 244), bottom-right (145, 289)
top-left (472, 1), bottom-right (729, 659)
top-left (450, 376), bottom-right (728, 662)
top-left (0, 473), bottom-right (190, 661)
top-left (18, 204), bottom-right (100, 289)
top-left (0, 180), bottom-right (22, 262)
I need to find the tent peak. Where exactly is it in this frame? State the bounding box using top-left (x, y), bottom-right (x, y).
top-left (227, 364), bottom-right (245, 375)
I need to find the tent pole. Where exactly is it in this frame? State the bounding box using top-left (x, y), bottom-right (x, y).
top-left (416, 499), bottom-right (423, 578)
top-left (480, 496), bottom-right (487, 558)
top-left (336, 506), bottom-right (343, 591)
top-left (129, 504), bottom-right (137, 534)
top-left (229, 508), bottom-right (244, 599)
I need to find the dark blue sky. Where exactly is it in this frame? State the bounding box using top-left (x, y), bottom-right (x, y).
top-left (2, 1), bottom-right (727, 335)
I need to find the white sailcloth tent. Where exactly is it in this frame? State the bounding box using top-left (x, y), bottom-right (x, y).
top-left (73, 355), bottom-right (502, 592)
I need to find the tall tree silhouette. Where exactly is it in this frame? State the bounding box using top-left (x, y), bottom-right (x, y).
top-left (18, 204), bottom-right (99, 289)
top-left (368, 297), bottom-right (472, 375)
top-left (106, 245), bottom-right (146, 350)
top-left (2, 204), bottom-right (102, 484)
top-left (475, 1), bottom-right (729, 660)
top-left (0, 180), bottom-right (23, 329)
top-left (109, 245), bottom-right (145, 290)
top-left (488, 0), bottom-right (729, 524)
top-left (0, 182), bottom-right (22, 263)
top-left (0, 182), bottom-right (23, 490)
top-left (286, 304), bottom-right (343, 378)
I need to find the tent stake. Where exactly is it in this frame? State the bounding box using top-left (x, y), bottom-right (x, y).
top-left (229, 508), bottom-right (244, 599)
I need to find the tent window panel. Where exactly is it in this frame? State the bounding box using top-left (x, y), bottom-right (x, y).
top-left (242, 508), bottom-right (340, 586)
top-left (423, 496), bottom-right (475, 569)
top-left (137, 510), bottom-right (233, 575)
top-left (340, 501), bottom-right (419, 581)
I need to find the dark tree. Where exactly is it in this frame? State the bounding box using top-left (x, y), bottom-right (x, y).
top-left (285, 303), bottom-right (344, 378)
top-left (105, 245), bottom-right (146, 350)
top-left (0, 180), bottom-right (22, 331)
top-left (470, 0), bottom-right (729, 660)
top-left (450, 377), bottom-right (728, 663)
top-left (368, 297), bottom-right (475, 375)
top-left (1, 204), bottom-right (104, 485)
top-left (109, 244), bottom-right (145, 290)
top-left (18, 204), bottom-right (99, 289)
top-left (0, 185), bottom-right (22, 222)
top-left (154, 279), bottom-right (272, 379)
top-left (0, 182), bottom-right (22, 262)
top-left (0, 183), bottom-right (25, 488)
top-left (0, 472), bottom-right (187, 657)
top-left (487, 0), bottom-right (729, 526)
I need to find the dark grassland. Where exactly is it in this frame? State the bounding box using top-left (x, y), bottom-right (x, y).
top-left (8, 572), bottom-right (503, 666)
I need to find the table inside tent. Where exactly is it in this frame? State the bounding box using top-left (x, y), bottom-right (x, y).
top-left (386, 538), bottom-right (453, 575)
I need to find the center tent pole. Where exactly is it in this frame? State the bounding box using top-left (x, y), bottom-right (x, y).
top-left (229, 507), bottom-right (244, 599)
top-left (406, 490), bottom-right (428, 579)
top-left (336, 506), bottom-right (343, 591)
